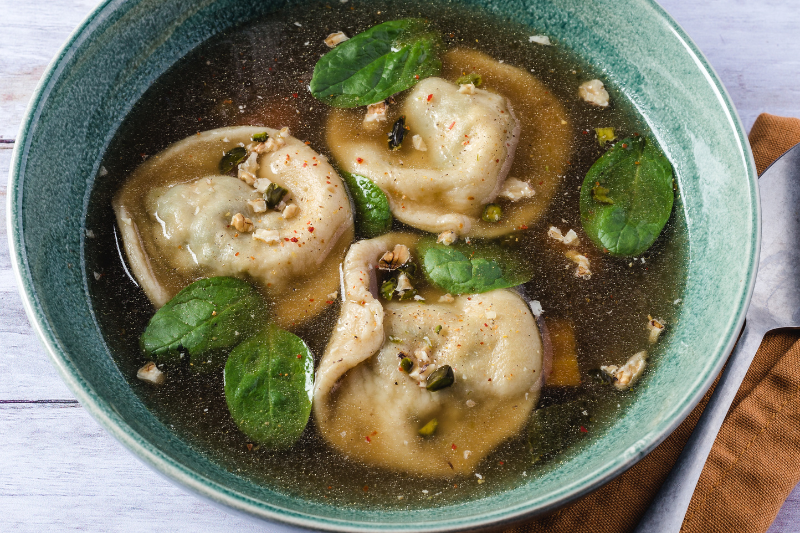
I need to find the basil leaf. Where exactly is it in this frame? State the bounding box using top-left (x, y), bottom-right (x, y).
top-left (140, 277), bottom-right (267, 372)
top-left (418, 238), bottom-right (533, 295)
top-left (310, 19), bottom-right (443, 108)
top-left (224, 324), bottom-right (314, 449)
top-left (579, 136), bottom-right (674, 257)
top-left (340, 171), bottom-right (393, 238)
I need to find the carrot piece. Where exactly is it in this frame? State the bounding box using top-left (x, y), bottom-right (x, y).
top-left (545, 318), bottom-right (581, 386)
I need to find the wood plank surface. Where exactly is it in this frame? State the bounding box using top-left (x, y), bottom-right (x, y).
top-left (1, 0), bottom-right (799, 531)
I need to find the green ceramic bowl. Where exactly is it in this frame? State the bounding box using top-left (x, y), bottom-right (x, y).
top-left (8, 0), bottom-right (758, 530)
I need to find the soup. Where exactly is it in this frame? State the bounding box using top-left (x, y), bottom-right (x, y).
top-left (84, 0), bottom-right (687, 509)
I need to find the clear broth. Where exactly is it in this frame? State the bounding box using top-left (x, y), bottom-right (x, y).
top-left (84, 0), bottom-right (687, 509)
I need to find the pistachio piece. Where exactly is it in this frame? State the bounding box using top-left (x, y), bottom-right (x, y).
top-left (387, 115), bottom-right (409, 151)
top-left (265, 183), bottom-right (288, 209)
top-left (219, 146), bottom-right (247, 174)
top-left (418, 418), bottom-right (438, 437)
top-left (399, 357), bottom-right (413, 372)
top-left (481, 203), bottom-right (502, 223)
top-left (426, 365), bottom-right (455, 392)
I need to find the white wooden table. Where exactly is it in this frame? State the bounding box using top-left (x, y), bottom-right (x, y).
top-left (2, 1), bottom-right (799, 530)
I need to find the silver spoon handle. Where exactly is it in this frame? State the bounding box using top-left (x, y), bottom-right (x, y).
top-left (633, 321), bottom-right (765, 533)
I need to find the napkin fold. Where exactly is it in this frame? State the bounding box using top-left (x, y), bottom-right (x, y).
top-left (510, 113), bottom-right (800, 533)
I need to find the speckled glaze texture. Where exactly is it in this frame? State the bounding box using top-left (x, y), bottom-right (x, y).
top-left (7, 0), bottom-right (758, 531)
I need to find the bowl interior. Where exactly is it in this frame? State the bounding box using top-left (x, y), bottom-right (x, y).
top-left (8, 0), bottom-right (757, 530)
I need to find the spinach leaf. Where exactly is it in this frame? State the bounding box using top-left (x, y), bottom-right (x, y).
top-left (224, 324), bottom-right (314, 449)
top-left (140, 277), bottom-right (267, 372)
top-left (340, 170), bottom-right (393, 238)
top-left (418, 238), bottom-right (533, 295)
top-left (310, 19), bottom-right (443, 108)
top-left (579, 136), bottom-right (674, 257)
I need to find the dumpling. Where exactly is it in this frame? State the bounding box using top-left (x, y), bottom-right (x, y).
top-left (314, 234), bottom-right (543, 476)
top-left (113, 126), bottom-right (354, 326)
top-left (326, 48), bottom-right (571, 238)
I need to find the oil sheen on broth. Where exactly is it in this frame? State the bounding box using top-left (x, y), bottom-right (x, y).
top-left (84, 0), bottom-right (687, 509)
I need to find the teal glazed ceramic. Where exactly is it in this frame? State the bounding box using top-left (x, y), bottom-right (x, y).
top-left (8, 0), bottom-right (758, 530)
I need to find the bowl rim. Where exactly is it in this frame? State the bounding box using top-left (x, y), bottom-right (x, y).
top-left (6, 0), bottom-right (760, 530)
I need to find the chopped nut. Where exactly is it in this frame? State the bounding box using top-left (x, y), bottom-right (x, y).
top-left (137, 362), bottom-right (165, 385)
top-left (528, 300), bottom-right (544, 317)
top-left (254, 178), bottom-right (273, 193)
top-left (565, 250), bottom-right (591, 279)
top-left (601, 351), bottom-right (647, 390)
top-left (396, 272), bottom-right (414, 293)
top-left (282, 203), bottom-right (300, 219)
top-left (439, 293), bottom-right (455, 303)
top-left (248, 198), bottom-right (267, 213)
top-left (529, 35), bottom-right (551, 45)
top-left (458, 83), bottom-right (476, 95)
top-left (363, 101), bottom-right (388, 129)
top-left (647, 315), bottom-right (665, 344)
top-left (231, 213), bottom-right (254, 232)
top-left (379, 244), bottom-right (410, 270)
top-left (239, 151), bottom-right (259, 174)
top-left (498, 177), bottom-right (535, 201)
top-left (412, 134), bottom-right (427, 151)
top-left (465, 399), bottom-right (476, 408)
top-left (463, 450), bottom-right (473, 460)
top-left (485, 310), bottom-right (497, 320)
top-left (253, 228), bottom-right (281, 244)
top-left (578, 79), bottom-right (610, 107)
top-left (415, 347), bottom-right (431, 363)
top-left (327, 291), bottom-right (339, 300)
top-left (238, 171), bottom-right (256, 186)
top-left (437, 230), bottom-right (457, 246)
top-left (324, 31), bottom-right (349, 48)
top-left (548, 226), bottom-right (579, 245)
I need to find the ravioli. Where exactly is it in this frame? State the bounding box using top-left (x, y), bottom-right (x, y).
top-left (326, 48), bottom-right (571, 238)
top-left (113, 126), bottom-right (354, 326)
top-left (314, 234), bottom-right (543, 476)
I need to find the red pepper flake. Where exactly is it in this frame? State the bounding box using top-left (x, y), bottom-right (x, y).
top-left (488, 378), bottom-right (492, 382)
top-left (580, 426), bottom-right (588, 433)
top-left (415, 74), bottom-right (420, 79)
top-left (296, 354), bottom-right (302, 359)
top-left (292, 93), bottom-right (298, 98)
top-left (519, 225), bottom-right (529, 230)
top-left (284, 238), bottom-right (290, 242)
top-left (495, 159), bottom-right (499, 163)
top-left (365, 436), bottom-right (371, 443)
top-left (449, 121), bottom-right (456, 130)
top-left (308, 227), bottom-right (315, 233)
top-left (452, 443), bottom-right (457, 450)
top-left (303, 162), bottom-right (308, 167)
top-left (499, 461), bottom-right (505, 465)
top-left (327, 486), bottom-right (332, 490)
top-left (290, 237), bottom-right (299, 242)
top-left (635, 161), bottom-right (641, 165)
top-left (246, 444), bottom-right (253, 451)
top-left (622, 143), bottom-right (628, 148)
top-left (309, 298), bottom-right (315, 302)
top-left (582, 130), bottom-right (589, 134)
top-left (235, 252), bottom-right (240, 256)
top-left (427, 94), bottom-right (433, 102)
top-left (356, 157), bottom-right (364, 164)
top-left (326, 300), bottom-right (334, 304)
top-left (363, 485), bottom-right (369, 492)
top-left (304, 141), bottom-right (311, 145)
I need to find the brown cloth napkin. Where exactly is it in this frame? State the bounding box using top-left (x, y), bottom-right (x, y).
top-left (509, 113), bottom-right (800, 533)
